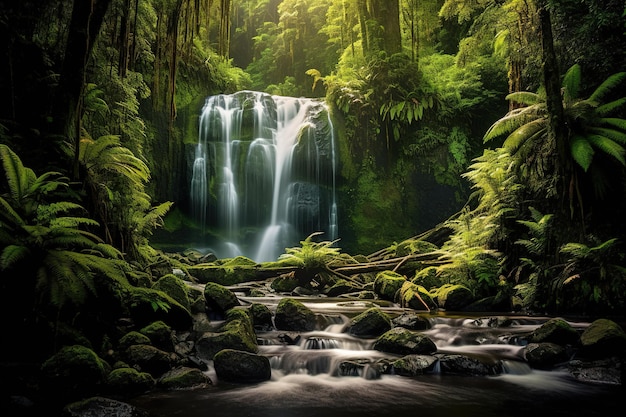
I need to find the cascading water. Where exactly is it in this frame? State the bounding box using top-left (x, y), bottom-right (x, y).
top-left (190, 91), bottom-right (338, 261)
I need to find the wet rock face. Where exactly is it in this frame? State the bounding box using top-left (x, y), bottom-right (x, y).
top-left (373, 327), bottom-right (437, 356)
top-left (348, 307), bottom-right (392, 337)
top-left (274, 298), bottom-right (316, 331)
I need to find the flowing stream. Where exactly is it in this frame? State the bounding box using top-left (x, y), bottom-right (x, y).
top-left (130, 294), bottom-right (621, 417)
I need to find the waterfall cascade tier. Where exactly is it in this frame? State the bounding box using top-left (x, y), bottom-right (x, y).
top-left (190, 91), bottom-right (338, 261)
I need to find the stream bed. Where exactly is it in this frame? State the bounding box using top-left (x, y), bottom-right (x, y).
top-left (130, 295), bottom-right (623, 417)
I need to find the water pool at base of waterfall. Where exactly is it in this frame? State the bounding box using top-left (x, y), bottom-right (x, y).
top-left (130, 370), bottom-right (621, 417)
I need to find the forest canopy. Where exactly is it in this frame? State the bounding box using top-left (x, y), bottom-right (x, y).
top-left (1, 0), bottom-right (626, 323)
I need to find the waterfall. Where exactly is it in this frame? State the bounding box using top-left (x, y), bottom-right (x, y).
top-left (190, 91), bottom-right (338, 262)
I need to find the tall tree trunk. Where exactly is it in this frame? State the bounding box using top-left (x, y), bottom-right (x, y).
top-left (53, 0), bottom-right (112, 179)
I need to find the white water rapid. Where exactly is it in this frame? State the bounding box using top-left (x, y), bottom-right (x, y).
top-left (190, 91), bottom-right (338, 262)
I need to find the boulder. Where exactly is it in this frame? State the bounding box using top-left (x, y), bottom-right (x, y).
top-left (373, 271), bottom-right (406, 301)
top-left (203, 282), bottom-right (240, 317)
top-left (118, 331), bottom-right (151, 351)
top-left (152, 274), bottom-right (191, 311)
top-left (274, 298), bottom-right (316, 331)
top-left (213, 349), bottom-right (271, 383)
top-left (105, 367), bottom-right (155, 397)
top-left (348, 307), bottom-right (391, 337)
top-left (432, 284), bottom-right (473, 311)
top-left (578, 318), bottom-right (626, 359)
top-left (124, 345), bottom-right (173, 377)
top-left (140, 321), bottom-right (175, 352)
top-left (528, 317), bottom-right (580, 345)
top-left (398, 281), bottom-right (436, 311)
top-left (438, 354), bottom-right (503, 376)
top-left (524, 342), bottom-right (569, 369)
top-left (247, 303), bottom-right (274, 331)
top-left (392, 354), bottom-right (438, 376)
top-left (63, 396), bottom-right (149, 417)
top-left (157, 367), bottom-right (212, 389)
top-left (373, 327), bottom-right (437, 355)
top-left (195, 309), bottom-right (258, 360)
top-left (391, 312), bottom-right (431, 330)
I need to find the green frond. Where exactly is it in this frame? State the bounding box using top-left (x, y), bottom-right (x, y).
top-left (505, 91), bottom-right (543, 106)
top-left (0, 196), bottom-right (26, 227)
top-left (588, 71), bottom-right (626, 103)
top-left (588, 127), bottom-right (626, 144)
top-left (587, 134), bottom-right (626, 166)
top-left (484, 107), bottom-right (543, 142)
top-left (28, 171), bottom-right (68, 197)
top-left (599, 118), bottom-right (626, 132)
top-left (1, 244), bottom-right (31, 269)
top-left (570, 135), bottom-right (595, 171)
top-left (39, 201), bottom-right (85, 217)
top-left (562, 64), bottom-right (582, 102)
top-left (596, 97), bottom-right (626, 116)
top-left (0, 144), bottom-right (35, 200)
top-left (502, 118), bottom-right (546, 152)
top-left (49, 216), bottom-right (100, 229)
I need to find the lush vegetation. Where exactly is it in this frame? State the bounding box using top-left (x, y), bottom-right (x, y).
top-left (0, 0), bottom-right (625, 378)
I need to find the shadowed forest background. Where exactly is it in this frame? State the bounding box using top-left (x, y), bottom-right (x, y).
top-left (1, 0), bottom-right (626, 369)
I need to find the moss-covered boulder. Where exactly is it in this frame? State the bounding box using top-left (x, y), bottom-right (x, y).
top-left (270, 272), bottom-right (300, 293)
top-left (203, 282), bottom-right (240, 317)
top-left (274, 298), bottom-right (317, 331)
top-left (348, 307), bottom-right (392, 337)
top-left (105, 367), bottom-right (156, 397)
top-left (124, 345), bottom-right (172, 377)
top-left (325, 279), bottom-right (362, 297)
top-left (213, 349), bottom-right (271, 383)
top-left (189, 257), bottom-right (258, 285)
top-left (40, 345), bottom-right (110, 404)
top-left (126, 287), bottom-right (193, 330)
top-left (140, 321), bottom-right (175, 352)
top-left (528, 317), bottom-right (580, 345)
top-left (373, 327), bottom-right (437, 356)
top-left (579, 318), bottom-right (626, 359)
top-left (195, 309), bottom-right (258, 360)
top-left (152, 274), bottom-right (191, 311)
top-left (438, 354), bottom-right (503, 376)
top-left (118, 331), bottom-right (152, 351)
top-left (398, 281), bottom-right (436, 311)
top-left (158, 367), bottom-right (212, 389)
top-left (431, 284), bottom-right (473, 311)
top-left (247, 303), bottom-right (274, 331)
top-left (411, 266), bottom-right (443, 290)
top-left (373, 270), bottom-right (406, 301)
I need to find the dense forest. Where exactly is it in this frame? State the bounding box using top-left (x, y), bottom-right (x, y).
top-left (1, 1), bottom-right (626, 411)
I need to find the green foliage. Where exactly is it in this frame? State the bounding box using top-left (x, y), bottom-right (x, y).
top-left (277, 232), bottom-right (342, 271)
top-left (0, 144), bottom-right (130, 312)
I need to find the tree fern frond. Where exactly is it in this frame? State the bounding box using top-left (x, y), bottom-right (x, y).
top-left (562, 64), bottom-right (582, 102)
top-left (484, 107), bottom-right (543, 142)
top-left (505, 91), bottom-right (543, 106)
top-left (49, 216), bottom-right (100, 229)
top-left (502, 118), bottom-right (546, 152)
top-left (596, 97), bottom-right (626, 116)
top-left (0, 196), bottom-right (26, 227)
top-left (570, 135), bottom-right (595, 171)
top-left (0, 144), bottom-right (34, 200)
top-left (599, 118), bottom-right (626, 131)
top-left (587, 135), bottom-right (626, 166)
top-left (1, 244), bottom-right (31, 269)
top-left (588, 71), bottom-right (626, 103)
top-left (588, 127), bottom-right (626, 144)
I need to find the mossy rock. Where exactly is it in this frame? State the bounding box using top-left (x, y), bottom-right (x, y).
top-left (270, 272), bottom-right (300, 293)
top-left (392, 354), bottom-right (438, 376)
top-left (213, 349), bottom-right (271, 383)
top-left (411, 266), bottom-right (443, 290)
top-left (195, 309), bottom-right (258, 360)
top-left (152, 274), bottom-right (191, 311)
top-left (348, 307), bottom-right (392, 337)
top-left (106, 367), bottom-right (156, 397)
top-left (431, 284), bottom-right (473, 311)
top-left (579, 318), bottom-right (626, 358)
top-left (203, 282), bottom-right (240, 316)
top-left (189, 257), bottom-right (258, 285)
top-left (40, 345), bottom-right (110, 403)
top-left (529, 317), bottom-right (580, 345)
top-left (118, 331), bottom-right (152, 351)
top-left (158, 367), bottom-right (212, 389)
top-left (124, 345), bottom-right (172, 377)
top-left (247, 303), bottom-right (274, 331)
top-left (373, 327), bottom-right (437, 356)
top-left (140, 321), bottom-right (175, 352)
top-left (398, 281), bottom-right (436, 311)
top-left (373, 270), bottom-right (406, 301)
top-left (274, 298), bottom-right (316, 331)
